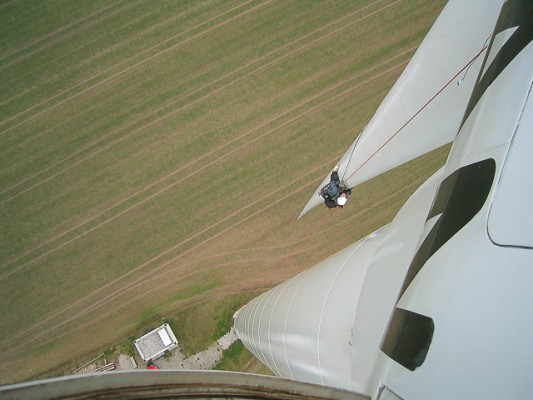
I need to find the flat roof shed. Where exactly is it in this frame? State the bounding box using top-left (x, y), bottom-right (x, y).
top-left (134, 324), bottom-right (178, 362)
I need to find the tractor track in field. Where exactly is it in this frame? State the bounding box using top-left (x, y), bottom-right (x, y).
top-left (0, 0), bottom-right (244, 108)
top-left (0, 48), bottom-right (413, 357)
top-left (224, 168), bottom-right (428, 284)
top-left (0, 55), bottom-right (411, 285)
top-left (0, 39), bottom-right (413, 256)
top-left (0, 0), bottom-right (256, 113)
top-left (3, 155), bottom-right (428, 359)
top-left (0, 0), bottom-right (449, 384)
top-left (0, 38), bottom-right (414, 269)
top-left (0, 0), bottom-right (131, 66)
top-left (0, 0), bottom-right (268, 135)
top-left (0, 155), bottom-right (335, 356)
top-left (0, 0), bottom-right (394, 198)
top-left (0, 0), bottom-right (395, 125)
top-left (0, 57), bottom-right (412, 354)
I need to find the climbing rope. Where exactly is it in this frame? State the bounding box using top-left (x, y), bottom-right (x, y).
top-left (341, 130), bottom-right (363, 182)
top-left (341, 39), bottom-right (492, 185)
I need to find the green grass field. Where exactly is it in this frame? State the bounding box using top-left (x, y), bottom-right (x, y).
top-left (0, 0), bottom-right (447, 383)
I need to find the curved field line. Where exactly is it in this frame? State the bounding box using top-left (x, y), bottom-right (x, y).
top-left (0, 0), bottom-right (403, 203)
top-left (0, 0), bottom-right (130, 65)
top-left (101, 159), bottom-right (434, 309)
top-left (160, 198), bottom-right (357, 271)
top-left (8, 283), bottom-right (258, 364)
top-left (0, 38), bottom-right (397, 205)
top-left (0, 0), bottom-right (387, 197)
top-left (4, 157), bottom-right (436, 360)
top-left (1, 59), bottom-right (411, 352)
top-left (0, 66), bottom-right (363, 274)
top-left (0, 0), bottom-right (265, 134)
top-left (178, 210), bottom-right (345, 264)
top-left (0, 55), bottom-right (412, 282)
top-left (15, 163), bottom-right (385, 358)
top-left (0, 4), bottom-right (416, 356)
top-left (1, 156), bottom-right (333, 355)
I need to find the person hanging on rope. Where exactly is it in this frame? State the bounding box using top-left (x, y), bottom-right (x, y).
top-left (319, 165), bottom-right (352, 209)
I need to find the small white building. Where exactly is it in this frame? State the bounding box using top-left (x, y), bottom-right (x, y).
top-left (133, 323), bottom-right (178, 362)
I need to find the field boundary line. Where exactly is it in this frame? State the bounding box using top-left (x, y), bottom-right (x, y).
top-left (20, 284), bottom-right (258, 368)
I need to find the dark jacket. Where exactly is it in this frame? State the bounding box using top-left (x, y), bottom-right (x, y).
top-left (322, 171), bottom-right (351, 208)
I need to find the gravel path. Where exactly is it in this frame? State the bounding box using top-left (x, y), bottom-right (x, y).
top-left (116, 328), bottom-right (239, 371)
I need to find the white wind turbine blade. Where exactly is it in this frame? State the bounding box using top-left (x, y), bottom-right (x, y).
top-left (298, 0), bottom-right (503, 220)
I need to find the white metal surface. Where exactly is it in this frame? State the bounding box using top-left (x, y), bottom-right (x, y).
top-left (133, 323), bottom-right (178, 362)
top-left (237, 1), bottom-right (533, 399)
top-left (370, 14), bottom-right (533, 399)
top-left (298, 0), bottom-right (504, 219)
top-left (486, 56), bottom-right (533, 247)
top-left (235, 168), bottom-right (443, 392)
top-left (158, 328), bottom-right (172, 347)
top-left (0, 371), bottom-right (368, 400)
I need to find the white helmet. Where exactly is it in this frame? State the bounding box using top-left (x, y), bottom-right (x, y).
top-left (337, 196), bottom-right (347, 206)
